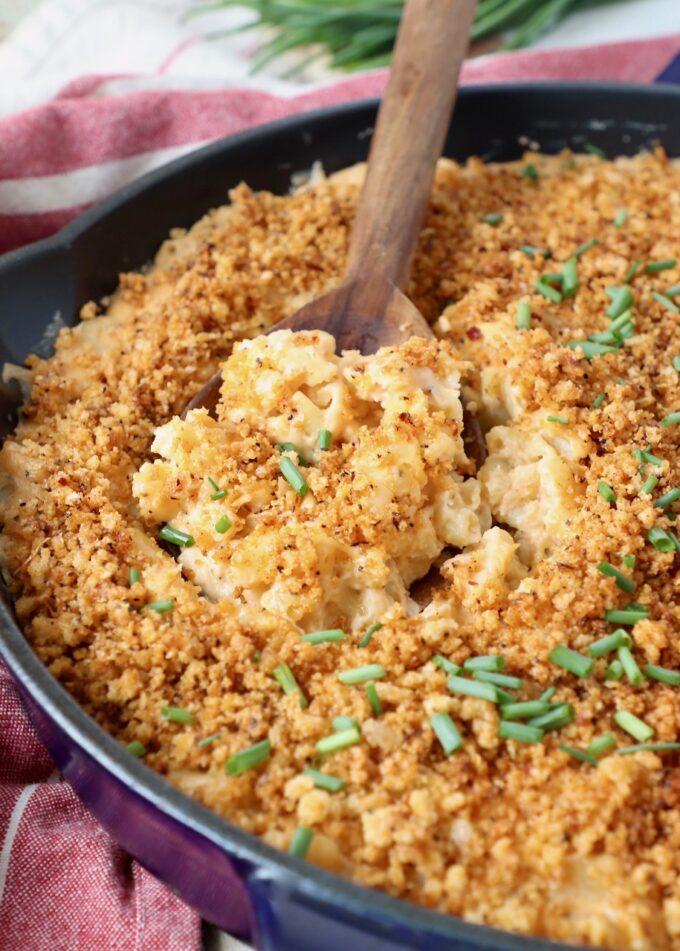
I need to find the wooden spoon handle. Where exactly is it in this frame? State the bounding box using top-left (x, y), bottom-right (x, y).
top-left (345, 0), bottom-right (477, 290)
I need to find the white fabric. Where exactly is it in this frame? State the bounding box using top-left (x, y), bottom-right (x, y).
top-left (0, 0), bottom-right (678, 118)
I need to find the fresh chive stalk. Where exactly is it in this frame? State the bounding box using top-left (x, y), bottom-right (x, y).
top-left (226, 738), bottom-right (271, 775)
top-left (592, 392), bottom-right (606, 409)
top-left (365, 682), bottom-right (383, 716)
top-left (316, 726), bottom-right (361, 755)
top-left (289, 826), bottom-right (313, 858)
top-left (522, 163), bottom-right (539, 181)
top-left (654, 293), bottom-right (680, 314)
top-left (147, 598), bottom-right (174, 613)
top-left (617, 646), bottom-right (645, 686)
top-left (161, 706), bottom-right (194, 725)
top-left (359, 622), bottom-right (382, 648)
top-left (654, 488), bottom-right (680, 509)
top-left (273, 662), bottom-right (308, 708)
top-left (433, 654), bottom-right (461, 676)
top-left (463, 655), bottom-right (505, 672)
top-left (516, 301), bottom-right (532, 329)
top-left (127, 740), bottom-right (146, 757)
top-left (561, 257), bottom-right (578, 298)
top-left (535, 279), bottom-right (562, 304)
top-left (527, 703), bottom-right (574, 732)
top-left (614, 210), bottom-right (628, 228)
top-left (617, 742), bottom-right (680, 755)
top-left (605, 606), bottom-right (648, 625)
top-left (559, 744), bottom-right (597, 765)
top-left (159, 525), bottom-right (195, 547)
top-left (645, 259), bottom-right (677, 273)
top-left (643, 664), bottom-right (680, 686)
top-left (573, 238), bottom-right (599, 257)
top-left (499, 721), bottom-right (543, 744)
top-left (614, 710), bottom-right (654, 742)
top-left (208, 476), bottom-right (228, 500)
top-left (623, 260), bottom-right (641, 283)
top-left (483, 212), bottom-right (503, 225)
top-left (647, 527), bottom-right (675, 552)
top-left (277, 442), bottom-right (306, 466)
top-left (302, 629), bottom-right (346, 644)
top-left (548, 645), bottom-right (594, 678)
top-left (198, 733), bottom-right (222, 748)
top-left (606, 286), bottom-right (634, 320)
top-left (597, 561), bottom-right (635, 594)
top-left (597, 481), bottom-right (616, 504)
top-left (472, 670), bottom-right (523, 690)
top-left (588, 629), bottom-right (631, 658)
top-left (586, 734), bottom-right (616, 757)
top-left (546, 415), bottom-right (568, 424)
top-left (215, 515), bottom-right (232, 534)
top-left (430, 712), bottom-right (463, 755)
top-left (661, 412), bottom-right (680, 427)
top-left (640, 475), bottom-right (658, 495)
top-left (448, 675), bottom-right (498, 703)
top-left (605, 659), bottom-right (624, 681)
top-left (279, 456), bottom-right (308, 497)
top-left (303, 767), bottom-right (346, 792)
top-left (338, 664), bottom-right (386, 685)
top-left (501, 700), bottom-right (551, 720)
top-left (317, 429), bottom-right (332, 451)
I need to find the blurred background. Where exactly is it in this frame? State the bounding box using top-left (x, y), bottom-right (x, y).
top-left (1, 0), bottom-right (678, 118)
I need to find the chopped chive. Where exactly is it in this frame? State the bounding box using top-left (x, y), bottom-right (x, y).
top-left (646, 527), bottom-right (674, 552)
top-left (661, 412), bottom-right (680, 427)
top-left (495, 687), bottom-right (516, 705)
top-left (160, 706), bottom-right (194, 725)
top-left (159, 525), bottom-right (195, 548)
top-left (501, 700), bottom-right (551, 721)
top-left (565, 340), bottom-right (617, 360)
top-left (653, 291), bottom-right (680, 314)
top-left (448, 675), bottom-right (498, 703)
top-left (317, 429), bottom-right (332, 451)
top-left (622, 554), bottom-right (636, 570)
top-left (542, 273), bottom-right (564, 286)
top-left (617, 742), bottom-right (680, 755)
top-left (540, 686), bottom-right (557, 702)
top-left (549, 645), bottom-right (594, 678)
top-left (215, 515), bottom-right (232, 534)
top-left (633, 447), bottom-right (664, 466)
top-left (645, 259), bottom-right (677, 274)
top-left (289, 826), bottom-right (313, 858)
top-left (516, 300), bottom-right (532, 329)
top-left (303, 767), bottom-right (346, 792)
top-left (430, 712), bottom-right (463, 755)
top-left (561, 257), bottom-right (579, 298)
top-left (614, 710), bottom-right (654, 742)
top-left (126, 740), bottom-right (146, 757)
top-left (226, 738), bottom-right (271, 776)
top-left (592, 392), bottom-right (606, 409)
top-left (520, 244), bottom-right (549, 259)
top-left (364, 682), bottom-right (383, 716)
top-left (617, 646), bottom-right (645, 686)
top-left (640, 475), bottom-right (658, 495)
top-left (597, 561), bottom-right (635, 594)
top-left (316, 726), bottom-right (361, 755)
top-left (606, 286), bottom-right (634, 320)
top-left (605, 607), bottom-right (648, 625)
top-left (332, 716), bottom-right (359, 732)
top-left (573, 237), bottom-right (599, 258)
top-left (643, 664), bottom-right (680, 686)
top-left (586, 733), bottom-right (616, 757)
top-left (584, 142), bottom-right (606, 158)
top-left (521, 163), bottom-right (539, 181)
top-left (483, 212), bottom-right (503, 225)
top-left (252, 650), bottom-right (261, 663)
top-left (534, 279), bottom-right (562, 304)
top-left (432, 654), bottom-right (461, 676)
top-left (588, 629), bottom-right (631, 658)
top-left (359, 622), bottom-right (382, 648)
top-left (605, 659), bottom-right (624, 681)
top-left (499, 721), bottom-right (543, 744)
top-left (623, 259), bottom-right (641, 283)
top-left (129, 567), bottom-right (140, 586)
top-left (147, 598), bottom-right (174, 613)
top-left (673, 355), bottom-right (680, 371)
top-left (472, 670), bottom-right (523, 690)
top-left (654, 488), bottom-right (680, 509)
top-left (527, 703), bottom-right (574, 732)
top-left (463, 655), bottom-right (505, 673)
top-left (273, 662), bottom-right (308, 709)
top-left (302, 629), bottom-right (346, 645)
top-left (208, 477), bottom-right (227, 500)
top-left (559, 744), bottom-right (597, 765)
top-left (597, 481), bottom-right (616, 504)
top-left (546, 415), bottom-right (569, 424)
top-left (338, 664), bottom-right (386, 685)
top-left (279, 456), bottom-right (308, 497)
top-left (277, 442), bottom-right (307, 466)
top-left (198, 732), bottom-right (222, 748)
top-left (613, 210), bottom-right (628, 228)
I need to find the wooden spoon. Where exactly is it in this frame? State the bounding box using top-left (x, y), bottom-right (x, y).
top-left (185, 0), bottom-right (483, 462)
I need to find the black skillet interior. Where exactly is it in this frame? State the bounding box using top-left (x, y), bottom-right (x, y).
top-left (1, 82), bottom-right (680, 951)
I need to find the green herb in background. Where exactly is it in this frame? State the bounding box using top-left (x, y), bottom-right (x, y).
top-left (193, 0), bottom-right (624, 75)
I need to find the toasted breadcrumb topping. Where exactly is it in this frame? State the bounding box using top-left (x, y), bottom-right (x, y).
top-left (1, 152), bottom-right (679, 950)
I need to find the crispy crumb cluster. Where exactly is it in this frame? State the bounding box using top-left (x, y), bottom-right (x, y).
top-left (133, 330), bottom-right (488, 633)
top-left (1, 152), bottom-right (679, 950)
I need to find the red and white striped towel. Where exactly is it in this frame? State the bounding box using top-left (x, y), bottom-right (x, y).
top-left (1, 32), bottom-right (679, 951)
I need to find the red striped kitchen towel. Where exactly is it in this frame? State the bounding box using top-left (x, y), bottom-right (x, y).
top-left (1, 31), bottom-right (679, 951)
top-left (1, 32), bottom-right (679, 254)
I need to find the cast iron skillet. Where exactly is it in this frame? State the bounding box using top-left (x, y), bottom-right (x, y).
top-left (1, 83), bottom-right (680, 951)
